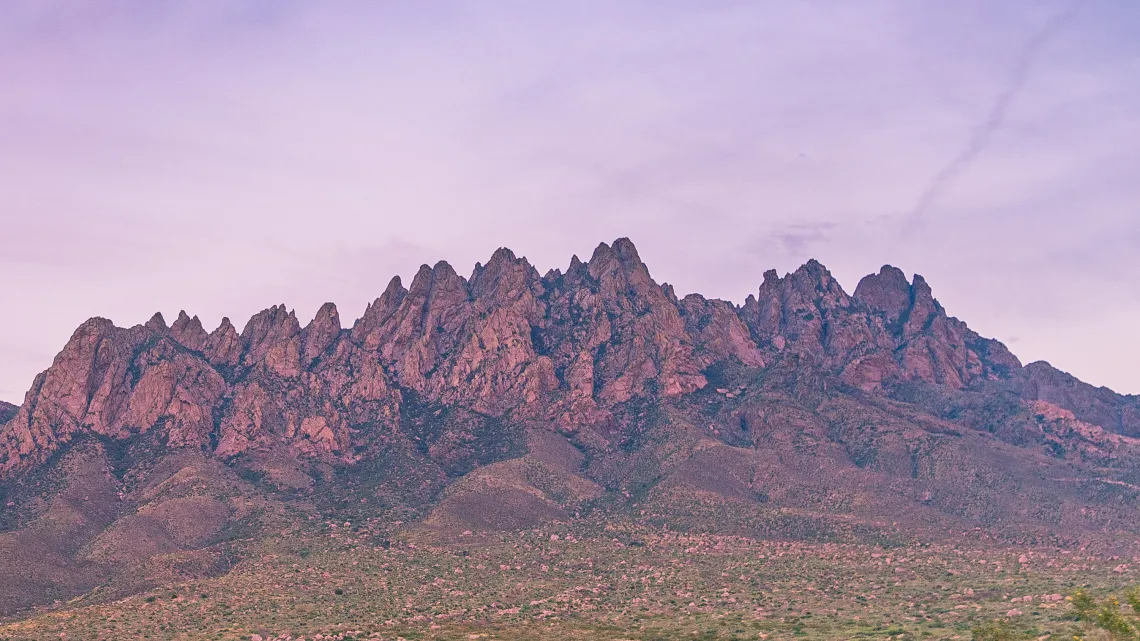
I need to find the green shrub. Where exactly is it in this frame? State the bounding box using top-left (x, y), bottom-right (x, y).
top-left (971, 619), bottom-right (1023, 641)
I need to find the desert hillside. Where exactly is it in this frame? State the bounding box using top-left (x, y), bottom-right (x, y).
top-left (2, 239), bottom-right (1138, 631)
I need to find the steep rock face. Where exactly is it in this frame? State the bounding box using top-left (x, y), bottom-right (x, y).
top-left (347, 252), bottom-right (556, 418)
top-left (678, 294), bottom-right (765, 369)
top-left (850, 265), bottom-right (911, 325)
top-left (0, 239), bottom-right (710, 474)
top-left (0, 239), bottom-right (1134, 480)
top-left (117, 338), bottom-right (227, 448)
top-left (240, 305), bottom-right (303, 378)
top-left (169, 311), bottom-right (209, 352)
top-left (215, 301), bottom-right (403, 460)
top-left (740, 261), bottom-right (885, 368)
top-left (0, 315), bottom-right (234, 472)
top-left (0, 318), bottom-right (150, 471)
top-left (451, 249), bottom-right (557, 415)
top-left (539, 239), bottom-right (706, 432)
top-left (735, 262), bottom-right (1020, 393)
top-left (853, 268), bottom-right (1020, 390)
top-left (301, 302), bottom-right (341, 368)
top-left (0, 306), bottom-right (403, 474)
top-left (203, 317), bottom-right (242, 370)
top-left (1015, 361), bottom-right (1140, 437)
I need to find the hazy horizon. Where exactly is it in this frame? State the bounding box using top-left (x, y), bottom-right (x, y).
top-left (1, 1), bottom-right (1138, 401)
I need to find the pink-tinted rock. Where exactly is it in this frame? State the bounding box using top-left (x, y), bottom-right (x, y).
top-left (2, 237), bottom-right (1134, 483)
top-left (301, 302), bottom-right (341, 368)
top-left (170, 310), bottom-right (209, 352)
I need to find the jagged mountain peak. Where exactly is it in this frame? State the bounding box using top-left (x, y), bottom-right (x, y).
top-left (170, 310), bottom-right (208, 350)
top-left (854, 265), bottom-right (912, 321)
top-left (307, 301), bottom-right (341, 327)
top-left (241, 305), bottom-right (299, 344)
top-left (352, 276), bottom-right (407, 342)
top-left (405, 261), bottom-right (470, 309)
top-left (1, 238), bottom-right (1134, 478)
top-left (566, 253), bottom-right (585, 272)
top-left (144, 311), bottom-right (168, 331)
top-left (586, 237), bottom-right (649, 281)
top-left (213, 316), bottom-right (236, 335)
top-left (301, 303), bottom-right (342, 368)
top-left (483, 245), bottom-right (519, 267)
top-left (470, 247), bottom-right (543, 303)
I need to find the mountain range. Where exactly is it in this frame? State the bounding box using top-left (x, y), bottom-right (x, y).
top-left (2, 238), bottom-right (1138, 617)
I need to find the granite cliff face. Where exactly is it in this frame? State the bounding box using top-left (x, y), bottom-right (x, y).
top-left (0, 239), bottom-right (1133, 478)
top-left (1013, 361), bottom-right (1140, 437)
top-left (0, 240), bottom-right (699, 475)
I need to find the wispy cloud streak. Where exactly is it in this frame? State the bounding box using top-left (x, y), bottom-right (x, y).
top-left (902, 1), bottom-right (1084, 232)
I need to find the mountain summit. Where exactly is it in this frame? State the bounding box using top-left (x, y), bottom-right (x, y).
top-left (1, 238), bottom-right (1138, 615)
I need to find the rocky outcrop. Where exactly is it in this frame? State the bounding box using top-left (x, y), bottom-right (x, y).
top-left (740, 261), bottom-right (885, 370)
top-left (169, 311), bottom-right (209, 352)
top-left (678, 294), bottom-right (765, 369)
top-left (731, 261), bottom-right (1020, 393)
top-left (846, 267), bottom-right (1020, 390)
top-left (851, 265), bottom-right (912, 325)
top-left (537, 240), bottom-right (707, 433)
top-left (301, 302), bottom-right (341, 368)
top-left (0, 239), bottom-right (1132, 479)
top-left (0, 318), bottom-right (148, 470)
top-left (0, 401), bottom-right (15, 425)
top-left (1014, 361), bottom-right (1140, 437)
top-left (0, 239), bottom-right (694, 475)
top-left (1026, 399), bottom-right (1140, 462)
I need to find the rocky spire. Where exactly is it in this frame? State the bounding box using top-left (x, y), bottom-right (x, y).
top-left (170, 310), bottom-right (208, 351)
top-left (205, 317), bottom-right (241, 368)
top-left (853, 265), bottom-right (912, 326)
top-left (301, 303), bottom-right (341, 368)
top-left (239, 305), bottom-right (302, 377)
top-left (144, 312), bottom-right (167, 332)
top-left (351, 276), bottom-right (408, 347)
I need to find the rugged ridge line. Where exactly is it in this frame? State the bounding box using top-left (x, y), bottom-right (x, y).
top-left (1, 238), bottom-right (1136, 478)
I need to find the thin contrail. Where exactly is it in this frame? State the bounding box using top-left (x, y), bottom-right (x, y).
top-left (902, 1), bottom-right (1084, 233)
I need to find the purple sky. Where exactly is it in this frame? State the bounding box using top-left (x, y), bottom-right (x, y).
top-left (1, 1), bottom-right (1138, 402)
